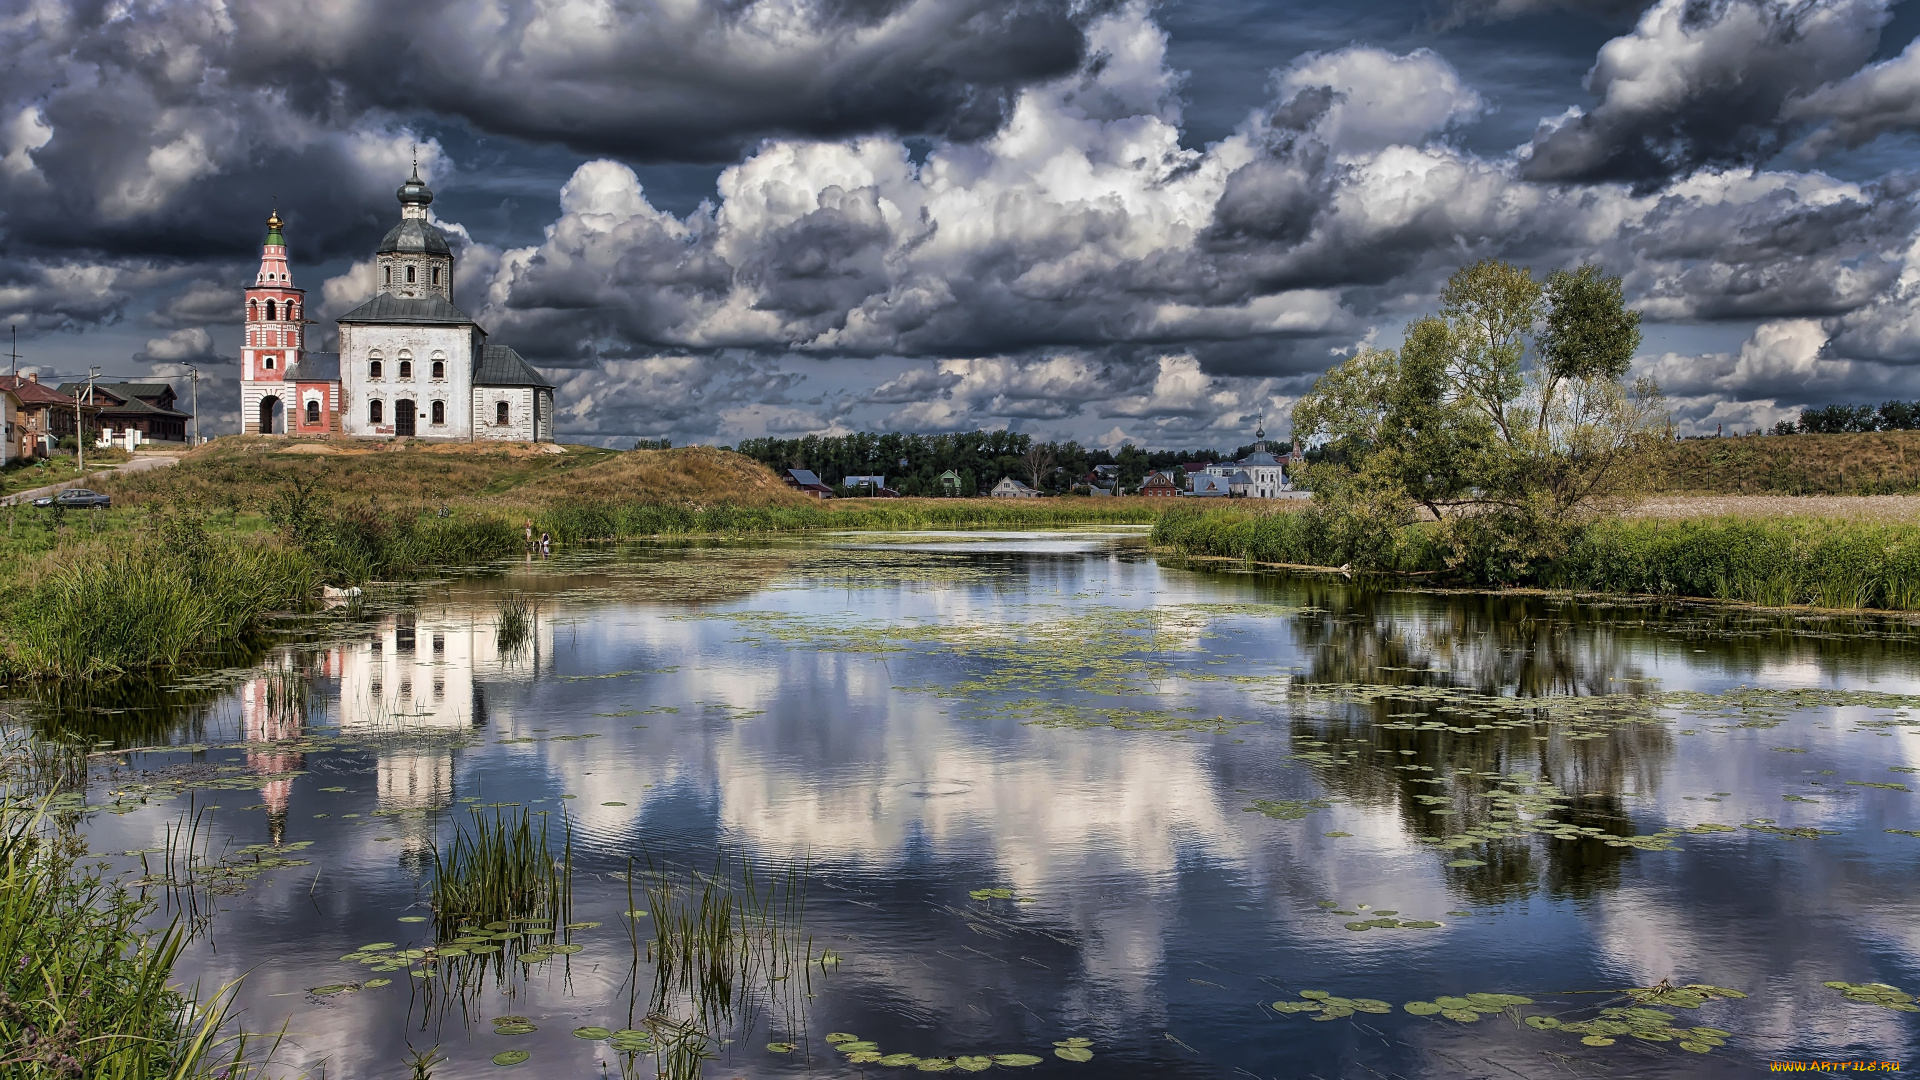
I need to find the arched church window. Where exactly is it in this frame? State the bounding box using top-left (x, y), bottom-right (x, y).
top-left (369, 359), bottom-right (383, 380)
top-left (406, 265), bottom-right (416, 284)
top-left (370, 400), bottom-right (384, 424)
top-left (431, 400), bottom-right (445, 425)
top-left (496, 401), bottom-right (509, 426)
top-left (306, 400), bottom-right (320, 425)
top-left (266, 300), bottom-right (276, 321)
top-left (431, 360), bottom-right (445, 380)
top-left (384, 266), bottom-right (392, 285)
top-left (249, 300), bottom-right (257, 320)
top-left (264, 356), bottom-right (275, 369)
top-left (398, 359), bottom-right (413, 380)
top-left (431, 267), bottom-right (441, 286)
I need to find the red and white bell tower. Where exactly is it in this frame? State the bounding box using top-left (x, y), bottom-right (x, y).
top-left (240, 211), bottom-right (304, 434)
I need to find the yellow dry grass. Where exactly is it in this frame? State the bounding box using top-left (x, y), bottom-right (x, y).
top-left (95, 437), bottom-right (806, 511)
top-left (1624, 494), bottom-right (1920, 522)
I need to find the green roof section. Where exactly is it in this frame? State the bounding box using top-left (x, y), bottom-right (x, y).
top-left (264, 209), bottom-right (285, 247)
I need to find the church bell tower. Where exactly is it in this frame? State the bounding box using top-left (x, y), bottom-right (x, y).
top-left (240, 210), bottom-right (306, 434)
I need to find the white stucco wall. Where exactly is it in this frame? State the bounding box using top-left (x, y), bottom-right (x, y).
top-left (472, 386), bottom-right (536, 441)
top-left (339, 324), bottom-right (477, 438)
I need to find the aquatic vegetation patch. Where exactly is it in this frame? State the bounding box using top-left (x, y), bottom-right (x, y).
top-left (821, 1031), bottom-right (1073, 1069)
top-left (1273, 992), bottom-right (1394, 1019)
top-left (1824, 981), bottom-right (1920, 1011)
top-left (1245, 797), bottom-right (1334, 821)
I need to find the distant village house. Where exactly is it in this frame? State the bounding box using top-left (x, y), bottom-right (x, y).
top-left (0, 374), bottom-right (94, 459)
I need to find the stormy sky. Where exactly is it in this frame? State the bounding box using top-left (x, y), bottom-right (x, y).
top-left (4, 0), bottom-right (1920, 446)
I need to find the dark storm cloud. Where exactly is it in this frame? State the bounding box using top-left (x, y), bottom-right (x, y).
top-left (7, 0), bottom-right (1920, 443)
top-left (1520, 0), bottom-right (1891, 186)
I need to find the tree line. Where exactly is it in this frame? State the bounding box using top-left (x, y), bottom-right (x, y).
top-left (731, 431), bottom-right (1283, 495)
top-left (1775, 401), bottom-right (1920, 434)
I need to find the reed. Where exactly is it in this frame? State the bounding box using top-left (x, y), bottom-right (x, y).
top-left (494, 594), bottom-right (535, 656)
top-left (640, 855), bottom-right (811, 1058)
top-left (428, 807), bottom-right (573, 934)
top-left (0, 800), bottom-right (276, 1079)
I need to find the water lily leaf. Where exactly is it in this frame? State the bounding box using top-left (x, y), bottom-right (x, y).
top-left (564, 921), bottom-right (601, 929)
top-left (917, 1059), bottom-right (956, 1071)
top-left (879, 1054), bottom-right (921, 1066)
top-left (825, 1033), bottom-right (858, 1044)
top-left (492, 1023), bottom-right (536, 1036)
top-left (1440, 1009), bottom-right (1481, 1023)
top-left (1300, 990), bottom-right (1331, 1000)
top-left (1445, 859), bottom-right (1486, 868)
top-left (767, 1043), bottom-right (797, 1053)
top-left (1055, 1046), bottom-right (1094, 1061)
top-left (993, 1054), bottom-right (1044, 1066)
top-left (836, 1041), bottom-right (879, 1053)
top-left (309, 984), bottom-right (356, 995)
top-left (1054, 1038), bottom-right (1093, 1048)
top-left (360, 942), bottom-right (395, 951)
top-left (1580, 1036), bottom-right (1615, 1047)
top-left (485, 921), bottom-right (510, 930)
top-left (955, 1057), bottom-right (993, 1072)
top-left (1434, 996), bottom-right (1473, 1009)
top-left (1523, 1016), bottom-right (1560, 1030)
top-left (1351, 999), bottom-right (1392, 1014)
top-left (1404, 1001), bottom-right (1442, 1015)
top-left (624, 910), bottom-right (649, 918)
top-left (549, 944), bottom-right (583, 954)
top-left (491, 1051), bottom-right (530, 1066)
top-left (847, 1051), bottom-right (883, 1063)
top-left (398, 916), bottom-right (428, 923)
top-left (1678, 1041), bottom-right (1714, 1053)
top-left (574, 1027), bottom-right (612, 1040)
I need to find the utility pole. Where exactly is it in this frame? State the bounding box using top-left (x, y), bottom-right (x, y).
top-left (79, 366), bottom-right (97, 470)
top-left (186, 365), bottom-right (199, 445)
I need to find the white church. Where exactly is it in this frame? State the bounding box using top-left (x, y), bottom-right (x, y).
top-left (239, 168), bottom-right (555, 441)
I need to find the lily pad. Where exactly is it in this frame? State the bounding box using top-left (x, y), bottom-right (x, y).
top-left (1404, 1001), bottom-right (1442, 1015)
top-left (491, 1051), bottom-right (530, 1066)
top-left (825, 1033), bottom-right (858, 1044)
top-left (955, 1057), bottom-right (993, 1072)
top-left (574, 1027), bottom-right (612, 1040)
top-left (767, 1043), bottom-right (798, 1053)
top-left (398, 916), bottom-right (428, 923)
top-left (309, 984), bottom-right (357, 995)
top-left (993, 1055), bottom-right (1044, 1066)
top-left (1055, 1046), bottom-right (1093, 1061)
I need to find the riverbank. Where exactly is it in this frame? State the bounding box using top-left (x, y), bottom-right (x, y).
top-left (0, 442), bottom-right (1162, 680)
top-left (1152, 505), bottom-right (1920, 612)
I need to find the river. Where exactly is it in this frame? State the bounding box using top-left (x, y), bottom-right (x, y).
top-left (17, 529), bottom-right (1920, 1078)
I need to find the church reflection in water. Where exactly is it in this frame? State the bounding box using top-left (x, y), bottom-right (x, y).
top-left (239, 605), bottom-right (554, 848)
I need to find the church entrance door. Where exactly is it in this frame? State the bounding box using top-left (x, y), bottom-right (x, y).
top-left (395, 399), bottom-right (416, 437)
top-left (258, 396), bottom-right (282, 435)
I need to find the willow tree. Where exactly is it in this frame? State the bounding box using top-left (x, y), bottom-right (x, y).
top-left (1292, 260), bottom-right (1662, 581)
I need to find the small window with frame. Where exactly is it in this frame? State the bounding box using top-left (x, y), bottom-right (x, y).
top-left (496, 401), bottom-right (509, 426)
top-left (370, 400), bottom-right (384, 424)
top-left (369, 359), bottom-right (383, 380)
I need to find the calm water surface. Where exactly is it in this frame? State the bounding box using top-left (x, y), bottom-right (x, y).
top-left (19, 530), bottom-right (1920, 1078)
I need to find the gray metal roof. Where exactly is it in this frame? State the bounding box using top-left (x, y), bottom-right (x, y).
top-left (474, 343), bottom-right (553, 388)
top-left (377, 218), bottom-right (452, 256)
top-left (286, 352), bottom-right (340, 381)
top-left (336, 292), bottom-right (476, 326)
top-left (1238, 451), bottom-right (1284, 466)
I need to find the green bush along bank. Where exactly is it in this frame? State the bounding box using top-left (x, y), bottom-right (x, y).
top-left (1153, 506), bottom-right (1920, 611)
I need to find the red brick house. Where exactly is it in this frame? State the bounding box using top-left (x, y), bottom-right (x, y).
top-left (0, 374), bottom-right (93, 458)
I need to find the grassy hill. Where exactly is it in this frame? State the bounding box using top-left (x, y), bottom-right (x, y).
top-left (94, 437), bottom-right (813, 510)
top-left (1650, 431), bottom-right (1920, 495)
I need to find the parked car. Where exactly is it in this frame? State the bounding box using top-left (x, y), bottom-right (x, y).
top-left (33, 488), bottom-right (110, 509)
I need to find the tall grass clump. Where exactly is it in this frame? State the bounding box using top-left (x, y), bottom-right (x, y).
top-left (0, 800), bottom-right (273, 1078)
top-left (1, 516), bottom-right (322, 680)
top-left (494, 593), bottom-right (534, 655)
top-left (429, 807), bottom-right (573, 933)
top-left (1551, 517), bottom-right (1920, 610)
